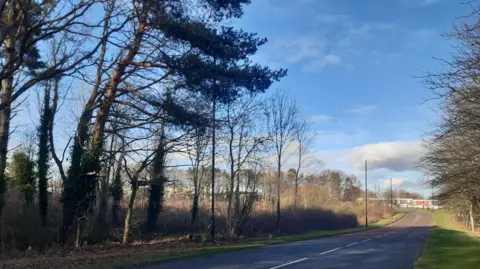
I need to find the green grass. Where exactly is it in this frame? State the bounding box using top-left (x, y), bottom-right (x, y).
top-left (79, 213), bottom-right (405, 269)
top-left (415, 211), bottom-right (480, 269)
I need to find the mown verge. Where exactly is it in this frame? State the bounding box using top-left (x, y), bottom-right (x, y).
top-left (415, 211), bottom-right (480, 269)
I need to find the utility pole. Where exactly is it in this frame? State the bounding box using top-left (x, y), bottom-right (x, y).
top-left (390, 177), bottom-right (393, 216)
top-left (365, 160), bottom-right (368, 228)
top-left (210, 79), bottom-right (216, 244)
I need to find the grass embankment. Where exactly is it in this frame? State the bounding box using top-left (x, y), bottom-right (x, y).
top-left (81, 213), bottom-right (405, 269)
top-left (415, 211), bottom-right (480, 269)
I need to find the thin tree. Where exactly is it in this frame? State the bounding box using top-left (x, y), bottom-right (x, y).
top-left (121, 150), bottom-right (156, 244)
top-left (221, 95), bottom-right (267, 236)
top-left (293, 120), bottom-right (317, 214)
top-left (264, 90), bottom-right (299, 232)
top-left (186, 125), bottom-right (210, 232)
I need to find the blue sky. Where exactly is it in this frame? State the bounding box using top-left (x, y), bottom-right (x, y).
top-left (233, 0), bottom-right (470, 194)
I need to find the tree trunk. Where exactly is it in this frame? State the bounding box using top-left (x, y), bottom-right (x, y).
top-left (38, 82), bottom-right (51, 226)
top-left (226, 166), bottom-right (235, 236)
top-left (111, 199), bottom-right (120, 227)
top-left (233, 132), bottom-right (243, 236)
top-left (123, 184), bottom-right (138, 244)
top-left (303, 190), bottom-right (307, 210)
top-left (226, 127), bottom-right (235, 237)
top-left (146, 122), bottom-right (166, 232)
top-left (111, 151), bottom-right (124, 226)
top-left (276, 159), bottom-right (281, 233)
top-left (469, 200), bottom-right (475, 232)
top-left (234, 171), bottom-right (241, 233)
top-left (294, 146), bottom-right (301, 216)
top-left (190, 192), bottom-right (199, 232)
top-left (98, 168), bottom-right (108, 225)
top-left (294, 180), bottom-right (298, 216)
top-left (74, 219), bottom-right (81, 249)
top-left (98, 137), bottom-right (114, 225)
top-left (0, 6), bottom-right (15, 215)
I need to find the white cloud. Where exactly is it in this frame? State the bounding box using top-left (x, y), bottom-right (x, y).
top-left (275, 37), bottom-right (326, 63)
top-left (273, 37), bottom-right (343, 71)
top-left (383, 178), bottom-right (423, 190)
top-left (351, 141), bottom-right (421, 172)
top-left (345, 105), bottom-right (377, 114)
top-left (304, 54), bottom-right (342, 71)
top-left (309, 114), bottom-right (333, 123)
top-left (316, 131), bottom-right (351, 146)
top-left (340, 22), bottom-right (395, 43)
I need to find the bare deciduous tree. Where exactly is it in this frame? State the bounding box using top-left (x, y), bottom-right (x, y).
top-left (221, 95), bottom-right (267, 237)
top-left (292, 120), bottom-right (318, 214)
top-left (186, 124), bottom-right (210, 232)
top-left (264, 90), bottom-right (298, 232)
top-left (421, 3), bottom-right (480, 232)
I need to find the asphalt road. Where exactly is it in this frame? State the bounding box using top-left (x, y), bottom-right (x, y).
top-left (138, 212), bottom-right (433, 269)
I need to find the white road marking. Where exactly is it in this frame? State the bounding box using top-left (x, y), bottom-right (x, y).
top-left (267, 213), bottom-right (423, 269)
top-left (320, 247), bottom-right (342, 255)
top-left (269, 258), bottom-right (309, 269)
top-left (345, 214), bottom-right (414, 248)
top-left (346, 242), bottom-right (359, 247)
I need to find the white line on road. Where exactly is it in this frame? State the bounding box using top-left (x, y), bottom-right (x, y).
top-left (269, 258), bottom-right (309, 269)
top-left (320, 247), bottom-right (342, 255)
top-left (266, 213), bottom-right (425, 269)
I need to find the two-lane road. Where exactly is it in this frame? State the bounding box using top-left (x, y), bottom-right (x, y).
top-left (137, 212), bottom-right (432, 269)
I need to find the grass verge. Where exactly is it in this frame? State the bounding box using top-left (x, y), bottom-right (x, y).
top-left (81, 213), bottom-right (405, 269)
top-left (415, 211), bottom-right (480, 269)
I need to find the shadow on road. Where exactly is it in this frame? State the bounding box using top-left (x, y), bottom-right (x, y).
top-left (134, 221), bottom-right (434, 269)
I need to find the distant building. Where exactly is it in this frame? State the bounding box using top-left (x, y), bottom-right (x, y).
top-left (357, 197), bottom-right (442, 209)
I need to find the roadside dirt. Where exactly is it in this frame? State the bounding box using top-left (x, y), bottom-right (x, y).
top-left (0, 236), bottom-right (254, 269)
